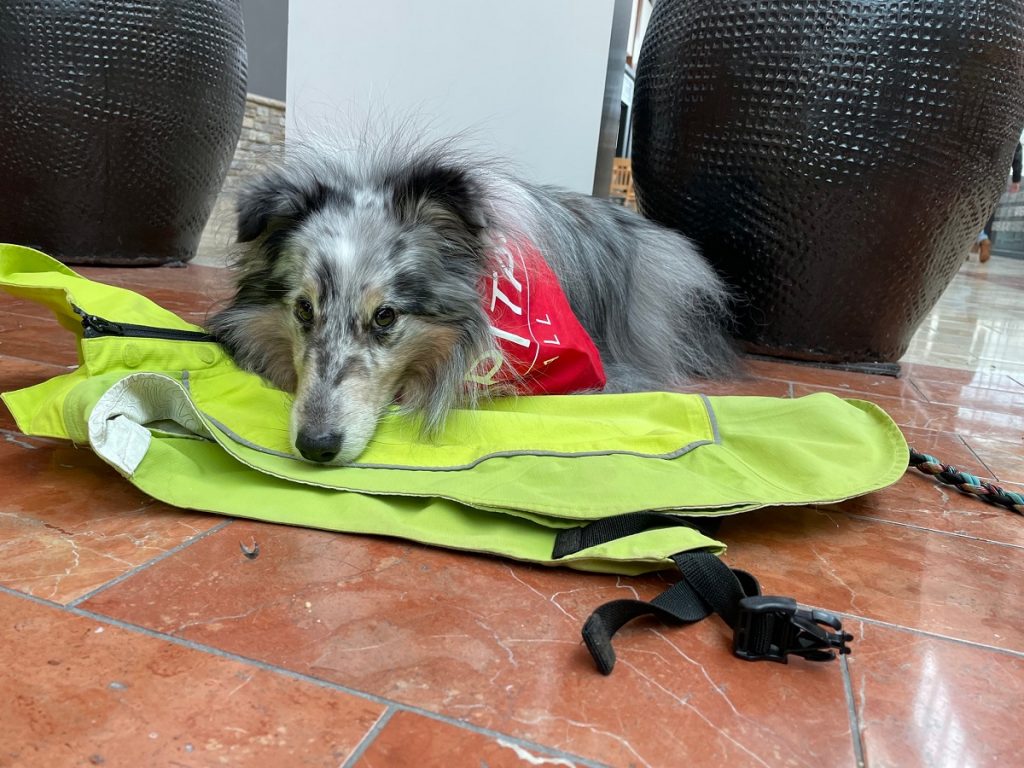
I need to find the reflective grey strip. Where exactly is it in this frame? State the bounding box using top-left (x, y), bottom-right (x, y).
top-left (183, 370), bottom-right (722, 472)
top-left (702, 394), bottom-right (721, 444)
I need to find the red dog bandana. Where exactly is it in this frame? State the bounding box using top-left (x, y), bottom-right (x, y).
top-left (468, 234), bottom-right (606, 395)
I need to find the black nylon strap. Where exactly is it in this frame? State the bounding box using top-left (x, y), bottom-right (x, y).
top-left (581, 550), bottom-right (760, 675)
top-left (673, 551), bottom-right (760, 628)
top-left (552, 512), bottom-right (723, 559)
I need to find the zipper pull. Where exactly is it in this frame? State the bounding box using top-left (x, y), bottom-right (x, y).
top-left (71, 304), bottom-right (216, 343)
top-left (80, 312), bottom-right (125, 337)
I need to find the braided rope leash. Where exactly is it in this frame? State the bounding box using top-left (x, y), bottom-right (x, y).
top-left (909, 448), bottom-right (1024, 516)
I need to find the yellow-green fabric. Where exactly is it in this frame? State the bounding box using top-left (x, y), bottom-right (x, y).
top-left (0, 244), bottom-right (909, 574)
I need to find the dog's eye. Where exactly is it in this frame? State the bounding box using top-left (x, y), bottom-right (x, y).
top-left (373, 305), bottom-right (397, 328)
top-left (294, 297), bottom-right (314, 326)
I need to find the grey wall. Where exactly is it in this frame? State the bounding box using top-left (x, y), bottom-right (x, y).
top-left (242, 0), bottom-right (288, 101)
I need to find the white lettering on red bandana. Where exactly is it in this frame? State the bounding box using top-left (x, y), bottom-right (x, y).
top-left (467, 234), bottom-right (606, 395)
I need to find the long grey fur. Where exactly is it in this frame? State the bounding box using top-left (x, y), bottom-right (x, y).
top-left (207, 136), bottom-right (736, 463)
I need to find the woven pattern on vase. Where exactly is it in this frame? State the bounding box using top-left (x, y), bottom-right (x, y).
top-left (0, 0), bottom-right (247, 266)
top-left (632, 0), bottom-right (1024, 362)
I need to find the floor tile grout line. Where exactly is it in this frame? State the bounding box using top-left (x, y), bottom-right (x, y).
top-left (787, 381), bottom-right (1024, 424)
top-left (841, 512), bottom-right (1024, 551)
top-left (0, 588), bottom-right (607, 768)
top-left (69, 600), bottom-right (608, 768)
top-left (6, 290), bottom-right (1015, 764)
top-left (0, 583), bottom-right (68, 608)
top-left (8, 561), bottom-right (1009, 766)
top-left (756, 376), bottom-right (898, 402)
top-left (913, 382), bottom-right (1024, 400)
top-left (845, 614), bottom-right (1024, 660)
top-left (839, 655), bottom-right (866, 768)
top-left (66, 519), bottom-right (234, 608)
top-left (338, 706), bottom-right (396, 768)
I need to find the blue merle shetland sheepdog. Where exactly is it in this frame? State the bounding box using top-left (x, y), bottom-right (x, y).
top-left (207, 138), bottom-right (736, 464)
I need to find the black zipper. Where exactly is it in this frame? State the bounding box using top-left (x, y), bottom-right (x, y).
top-left (74, 306), bottom-right (216, 342)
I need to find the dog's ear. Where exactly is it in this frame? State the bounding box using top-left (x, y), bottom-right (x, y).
top-left (236, 173), bottom-right (345, 244)
top-left (390, 163), bottom-right (489, 234)
top-left (236, 175), bottom-right (303, 243)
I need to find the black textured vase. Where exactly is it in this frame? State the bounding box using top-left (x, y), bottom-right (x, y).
top-left (0, 1), bottom-right (247, 266)
top-left (633, 0), bottom-right (1024, 363)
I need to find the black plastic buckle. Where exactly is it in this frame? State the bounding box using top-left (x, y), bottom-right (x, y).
top-left (732, 596), bottom-right (853, 663)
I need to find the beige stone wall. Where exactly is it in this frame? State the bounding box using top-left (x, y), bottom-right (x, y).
top-left (194, 94), bottom-right (286, 267)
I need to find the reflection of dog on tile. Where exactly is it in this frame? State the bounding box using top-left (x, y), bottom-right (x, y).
top-left (208, 138), bottom-right (736, 464)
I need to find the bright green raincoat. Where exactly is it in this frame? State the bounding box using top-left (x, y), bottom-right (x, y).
top-left (0, 243), bottom-right (907, 577)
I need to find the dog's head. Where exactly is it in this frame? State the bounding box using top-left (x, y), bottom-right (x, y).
top-left (208, 150), bottom-right (496, 464)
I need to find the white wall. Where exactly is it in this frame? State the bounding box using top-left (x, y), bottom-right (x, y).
top-left (286, 0), bottom-right (623, 193)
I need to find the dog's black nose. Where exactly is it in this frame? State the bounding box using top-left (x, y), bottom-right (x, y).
top-left (296, 431), bottom-right (344, 463)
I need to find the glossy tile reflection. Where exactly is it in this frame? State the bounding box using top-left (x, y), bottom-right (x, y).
top-left (0, 255), bottom-right (1021, 765)
top-left (0, 593), bottom-right (384, 767)
top-left (903, 256), bottom-right (1024, 375)
top-left (849, 620), bottom-right (1024, 768)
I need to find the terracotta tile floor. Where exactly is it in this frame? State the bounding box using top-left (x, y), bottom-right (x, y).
top-left (1, 254), bottom-right (1022, 767)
